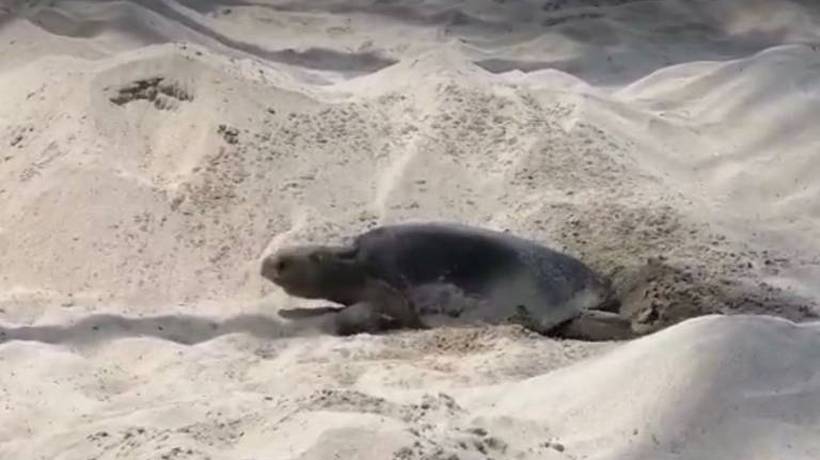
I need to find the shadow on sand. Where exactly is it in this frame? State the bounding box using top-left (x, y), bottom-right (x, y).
top-left (0, 311), bottom-right (336, 346)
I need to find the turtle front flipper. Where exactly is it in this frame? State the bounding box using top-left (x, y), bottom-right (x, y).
top-left (362, 279), bottom-right (426, 330)
top-left (332, 302), bottom-right (400, 335)
top-left (332, 279), bottom-right (427, 335)
top-left (278, 305), bottom-right (347, 319)
top-left (550, 310), bottom-right (637, 341)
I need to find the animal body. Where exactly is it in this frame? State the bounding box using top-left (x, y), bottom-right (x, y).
top-left (261, 222), bottom-right (635, 341)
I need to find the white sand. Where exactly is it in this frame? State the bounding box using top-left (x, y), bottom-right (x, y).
top-left (1, 0), bottom-right (820, 458)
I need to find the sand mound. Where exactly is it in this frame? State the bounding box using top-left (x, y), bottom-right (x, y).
top-left (1, 315), bottom-right (817, 459)
top-left (2, 0), bottom-right (820, 458)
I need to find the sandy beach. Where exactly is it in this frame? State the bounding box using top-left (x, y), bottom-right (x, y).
top-left (1, 1), bottom-right (820, 458)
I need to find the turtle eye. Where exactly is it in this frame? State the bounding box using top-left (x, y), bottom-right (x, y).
top-left (276, 259), bottom-right (289, 272)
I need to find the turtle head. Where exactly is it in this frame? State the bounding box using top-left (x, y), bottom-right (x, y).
top-left (261, 245), bottom-right (361, 300)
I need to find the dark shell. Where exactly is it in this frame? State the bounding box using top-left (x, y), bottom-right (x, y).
top-left (351, 222), bottom-right (613, 331)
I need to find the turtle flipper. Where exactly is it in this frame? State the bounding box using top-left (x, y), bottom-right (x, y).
top-left (333, 302), bottom-right (401, 335)
top-left (551, 310), bottom-right (637, 341)
top-left (278, 305), bottom-right (346, 319)
top-left (363, 279), bottom-right (426, 330)
top-left (332, 280), bottom-right (427, 335)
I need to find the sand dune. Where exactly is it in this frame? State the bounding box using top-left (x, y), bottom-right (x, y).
top-left (469, 315), bottom-right (820, 460)
top-left (1, 0), bottom-right (820, 458)
top-left (1, 315), bottom-right (817, 459)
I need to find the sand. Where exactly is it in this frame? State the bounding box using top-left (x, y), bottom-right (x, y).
top-left (1, 0), bottom-right (819, 458)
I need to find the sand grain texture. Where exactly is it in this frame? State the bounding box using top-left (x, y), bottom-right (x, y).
top-left (1, 0), bottom-right (820, 458)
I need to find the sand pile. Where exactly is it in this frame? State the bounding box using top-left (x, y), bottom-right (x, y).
top-left (1, 0), bottom-right (819, 458)
top-left (2, 315), bottom-right (819, 459)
